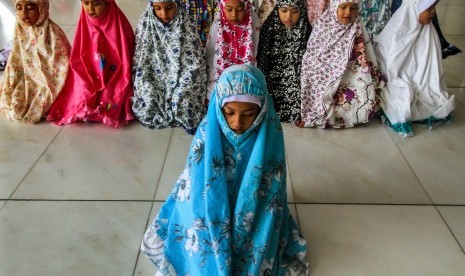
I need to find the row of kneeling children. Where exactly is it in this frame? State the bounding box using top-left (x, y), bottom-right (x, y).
top-left (0, 0), bottom-right (458, 137)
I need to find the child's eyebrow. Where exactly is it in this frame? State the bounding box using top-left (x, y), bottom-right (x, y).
top-left (225, 106), bottom-right (259, 112)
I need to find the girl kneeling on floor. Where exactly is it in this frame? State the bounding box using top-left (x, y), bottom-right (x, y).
top-left (374, 0), bottom-right (455, 137)
top-left (47, 0), bottom-right (135, 127)
top-left (141, 64), bottom-right (309, 275)
top-left (257, 0), bottom-right (312, 123)
top-left (299, 0), bottom-right (384, 129)
top-left (0, 0), bottom-right (71, 123)
top-left (205, 0), bottom-right (260, 100)
top-left (132, 0), bottom-right (207, 134)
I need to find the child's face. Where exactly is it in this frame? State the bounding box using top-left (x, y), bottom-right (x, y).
top-left (15, 1), bottom-right (40, 26)
top-left (223, 0), bottom-right (246, 25)
top-left (152, 2), bottom-right (177, 24)
top-left (222, 101), bottom-right (260, 134)
top-left (418, 5), bottom-right (436, 25)
top-left (82, 0), bottom-right (108, 18)
top-left (278, 5), bottom-right (301, 28)
top-left (336, 2), bottom-right (358, 25)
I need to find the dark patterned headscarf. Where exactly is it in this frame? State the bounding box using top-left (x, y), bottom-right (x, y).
top-left (257, 0), bottom-right (311, 123)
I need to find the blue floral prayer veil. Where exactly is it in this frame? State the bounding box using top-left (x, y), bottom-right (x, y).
top-left (212, 64), bottom-right (270, 136)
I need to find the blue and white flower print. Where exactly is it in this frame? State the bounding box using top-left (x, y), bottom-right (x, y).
top-left (141, 65), bottom-right (309, 275)
top-left (185, 227), bottom-right (199, 256)
top-left (132, 2), bottom-right (206, 133)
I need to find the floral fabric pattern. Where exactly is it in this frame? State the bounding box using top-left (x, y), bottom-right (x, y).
top-left (179, 0), bottom-right (219, 46)
top-left (305, 0), bottom-right (329, 26)
top-left (300, 0), bottom-right (384, 128)
top-left (258, 0), bottom-right (276, 23)
top-left (47, 0), bottom-right (135, 127)
top-left (257, 0), bottom-right (311, 123)
top-left (132, 2), bottom-right (206, 134)
top-left (360, 0), bottom-right (391, 40)
top-left (205, 0), bottom-right (260, 99)
top-left (0, 0), bottom-right (71, 123)
top-left (141, 65), bottom-right (309, 275)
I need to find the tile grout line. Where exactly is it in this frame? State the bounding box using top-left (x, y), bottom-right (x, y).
top-left (0, 199), bottom-right (168, 202)
top-left (151, 128), bottom-right (174, 201)
top-left (383, 124), bottom-right (438, 206)
top-left (0, 201), bottom-right (6, 213)
top-left (283, 130), bottom-right (302, 232)
top-left (381, 124), bottom-right (465, 255)
top-left (284, 142), bottom-right (301, 227)
top-left (2, 199), bottom-right (465, 207)
top-left (132, 128), bottom-right (174, 276)
top-left (5, 126), bottom-right (65, 204)
top-left (291, 202), bottom-right (465, 207)
top-left (434, 207), bottom-right (465, 255)
top-left (132, 201), bottom-right (156, 276)
top-left (391, 153), bottom-right (437, 206)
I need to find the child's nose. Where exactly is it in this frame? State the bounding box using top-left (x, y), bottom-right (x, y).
top-left (233, 121), bottom-right (242, 130)
top-left (236, 117), bottom-right (245, 128)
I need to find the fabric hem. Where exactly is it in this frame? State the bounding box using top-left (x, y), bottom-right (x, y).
top-left (46, 108), bottom-right (133, 128)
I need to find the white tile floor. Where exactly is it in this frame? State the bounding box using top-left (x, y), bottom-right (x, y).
top-left (1, 0), bottom-right (465, 275)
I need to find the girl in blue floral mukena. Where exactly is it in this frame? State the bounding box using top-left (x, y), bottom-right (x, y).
top-left (141, 64), bottom-right (309, 275)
